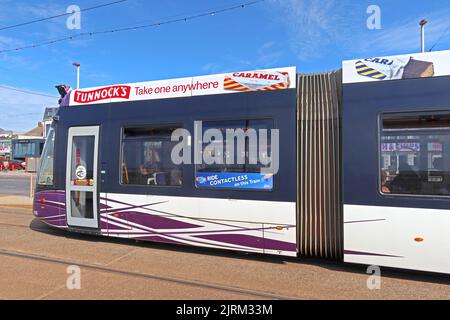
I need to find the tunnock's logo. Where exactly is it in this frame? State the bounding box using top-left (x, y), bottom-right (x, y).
top-left (74, 86), bottom-right (131, 104)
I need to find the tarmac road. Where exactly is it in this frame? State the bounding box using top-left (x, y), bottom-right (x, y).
top-left (0, 202), bottom-right (449, 300)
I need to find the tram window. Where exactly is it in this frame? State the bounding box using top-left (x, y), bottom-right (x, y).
top-left (121, 125), bottom-right (182, 186)
top-left (37, 128), bottom-right (55, 186)
top-left (380, 114), bottom-right (450, 196)
top-left (71, 136), bottom-right (95, 184)
top-left (195, 119), bottom-right (274, 191)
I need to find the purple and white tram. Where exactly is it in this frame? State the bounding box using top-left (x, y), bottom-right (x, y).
top-left (34, 50), bottom-right (450, 274)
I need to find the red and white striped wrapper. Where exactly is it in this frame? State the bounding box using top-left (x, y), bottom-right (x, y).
top-left (224, 71), bottom-right (291, 92)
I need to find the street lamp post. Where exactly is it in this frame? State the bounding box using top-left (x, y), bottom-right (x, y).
top-left (72, 62), bottom-right (81, 89)
top-left (419, 19), bottom-right (428, 53)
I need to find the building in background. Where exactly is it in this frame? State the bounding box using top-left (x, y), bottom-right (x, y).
top-left (0, 128), bottom-right (12, 138)
top-left (0, 128), bottom-right (13, 160)
top-left (10, 106), bottom-right (58, 171)
top-left (12, 123), bottom-right (45, 162)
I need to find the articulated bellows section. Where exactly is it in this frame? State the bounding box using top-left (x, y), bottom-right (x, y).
top-left (297, 71), bottom-right (343, 260)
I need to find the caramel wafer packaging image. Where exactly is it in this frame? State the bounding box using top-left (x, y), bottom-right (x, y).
top-left (402, 58), bottom-right (435, 79)
top-left (353, 56), bottom-right (409, 81)
top-left (223, 70), bottom-right (291, 92)
top-left (343, 50), bottom-right (450, 84)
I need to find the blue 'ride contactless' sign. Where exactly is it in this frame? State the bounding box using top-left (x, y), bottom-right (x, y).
top-left (195, 172), bottom-right (273, 190)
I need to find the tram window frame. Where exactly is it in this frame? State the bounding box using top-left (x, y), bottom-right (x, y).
top-left (378, 112), bottom-right (450, 198)
top-left (37, 126), bottom-right (56, 187)
top-left (119, 124), bottom-right (184, 188)
top-left (194, 118), bottom-right (276, 192)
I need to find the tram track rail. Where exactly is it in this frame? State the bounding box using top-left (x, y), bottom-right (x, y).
top-left (0, 247), bottom-right (299, 300)
top-left (0, 208), bottom-right (299, 299)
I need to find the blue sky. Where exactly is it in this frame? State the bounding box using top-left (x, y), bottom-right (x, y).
top-left (0, 0), bottom-right (449, 131)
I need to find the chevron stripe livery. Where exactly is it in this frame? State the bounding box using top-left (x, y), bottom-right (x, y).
top-left (355, 61), bottom-right (387, 80)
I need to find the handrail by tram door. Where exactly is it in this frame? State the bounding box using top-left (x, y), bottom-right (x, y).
top-left (65, 126), bottom-right (100, 229)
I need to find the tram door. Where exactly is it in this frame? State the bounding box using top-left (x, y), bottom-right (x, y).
top-left (65, 126), bottom-right (100, 229)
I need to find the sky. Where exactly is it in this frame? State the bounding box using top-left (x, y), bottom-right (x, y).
top-left (0, 0), bottom-right (449, 131)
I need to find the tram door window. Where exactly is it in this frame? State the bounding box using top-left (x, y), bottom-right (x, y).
top-left (380, 114), bottom-right (450, 196)
top-left (70, 191), bottom-right (94, 219)
top-left (70, 136), bottom-right (95, 185)
top-left (70, 136), bottom-right (95, 219)
top-left (66, 126), bottom-right (99, 229)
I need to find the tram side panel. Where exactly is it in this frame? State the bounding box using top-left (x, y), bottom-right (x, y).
top-left (33, 90), bottom-right (299, 257)
top-left (343, 75), bottom-right (450, 274)
top-left (101, 91), bottom-right (298, 256)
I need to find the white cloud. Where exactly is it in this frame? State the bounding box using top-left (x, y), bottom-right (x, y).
top-left (268, 0), bottom-right (358, 61)
top-left (256, 41), bottom-right (283, 67)
top-left (203, 41), bottom-right (285, 74)
top-left (268, 0), bottom-right (450, 61)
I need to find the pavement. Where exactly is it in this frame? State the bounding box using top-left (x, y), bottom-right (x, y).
top-left (0, 171), bottom-right (35, 197)
top-left (0, 204), bottom-right (449, 300)
top-left (0, 195), bottom-right (33, 209)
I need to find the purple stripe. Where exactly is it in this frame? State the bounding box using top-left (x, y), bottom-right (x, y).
top-left (100, 218), bottom-right (129, 231)
top-left (195, 234), bottom-right (296, 252)
top-left (345, 219), bottom-right (386, 224)
top-left (110, 211), bottom-right (202, 230)
top-left (35, 202), bottom-right (65, 210)
top-left (147, 207), bottom-right (257, 231)
top-left (99, 203), bottom-right (111, 210)
top-left (150, 225), bottom-right (294, 236)
top-left (35, 204), bottom-right (61, 218)
top-left (102, 197), bottom-right (254, 231)
top-left (107, 230), bottom-right (259, 251)
top-left (100, 219), bottom-right (109, 230)
top-left (102, 217), bottom-right (264, 251)
top-left (103, 201), bottom-right (170, 214)
top-left (39, 193), bottom-right (297, 254)
top-left (35, 190), bottom-right (65, 201)
top-left (102, 199), bottom-right (297, 252)
top-left (102, 213), bottom-right (293, 237)
top-left (345, 250), bottom-right (403, 258)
